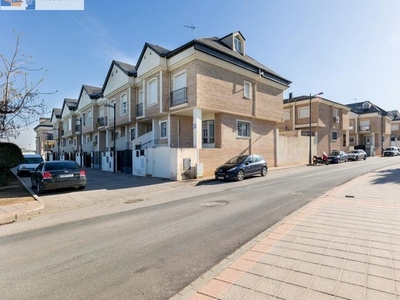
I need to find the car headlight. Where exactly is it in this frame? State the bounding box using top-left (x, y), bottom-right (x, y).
top-left (227, 167), bottom-right (237, 172)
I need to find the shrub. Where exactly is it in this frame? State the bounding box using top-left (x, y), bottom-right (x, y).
top-left (0, 143), bottom-right (24, 185)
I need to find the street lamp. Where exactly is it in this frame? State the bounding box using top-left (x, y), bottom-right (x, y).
top-left (104, 103), bottom-right (116, 173)
top-left (308, 92), bottom-right (324, 165)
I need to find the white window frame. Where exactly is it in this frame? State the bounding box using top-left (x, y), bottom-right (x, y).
top-left (243, 81), bottom-right (251, 99)
top-left (202, 120), bottom-right (215, 144)
top-left (148, 78), bottom-right (158, 106)
top-left (283, 109), bottom-right (290, 121)
top-left (120, 94), bottom-right (127, 115)
top-left (391, 124), bottom-right (399, 131)
top-left (298, 107), bottom-right (310, 119)
top-left (237, 120), bottom-right (250, 138)
top-left (333, 109), bottom-right (338, 118)
top-left (160, 121), bottom-right (167, 139)
top-left (88, 110), bottom-right (92, 124)
top-left (234, 36), bottom-right (242, 54)
top-left (109, 100), bottom-right (115, 120)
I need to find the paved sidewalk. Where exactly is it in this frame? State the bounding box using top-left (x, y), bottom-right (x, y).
top-left (173, 165), bottom-right (400, 300)
top-left (0, 170), bottom-right (44, 225)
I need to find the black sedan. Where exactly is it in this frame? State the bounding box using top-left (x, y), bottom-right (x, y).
top-left (328, 150), bottom-right (348, 163)
top-left (31, 161), bottom-right (87, 194)
top-left (215, 154), bottom-right (268, 181)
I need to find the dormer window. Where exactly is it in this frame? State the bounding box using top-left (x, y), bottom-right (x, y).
top-left (234, 36), bottom-right (243, 54)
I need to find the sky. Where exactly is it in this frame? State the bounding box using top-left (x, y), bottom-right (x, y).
top-left (1, 0), bottom-right (399, 149)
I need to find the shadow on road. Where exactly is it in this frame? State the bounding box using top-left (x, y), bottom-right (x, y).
top-left (371, 168), bottom-right (400, 185)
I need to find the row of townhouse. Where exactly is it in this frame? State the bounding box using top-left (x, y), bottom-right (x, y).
top-left (34, 31), bottom-right (292, 180)
top-left (34, 30), bottom-right (400, 180)
top-left (278, 95), bottom-right (400, 157)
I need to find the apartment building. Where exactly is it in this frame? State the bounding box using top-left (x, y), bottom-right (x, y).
top-left (36, 31), bottom-right (294, 179)
top-left (346, 101), bottom-right (392, 156)
top-left (389, 110), bottom-right (400, 147)
top-left (33, 117), bottom-right (55, 160)
top-left (279, 95), bottom-right (351, 156)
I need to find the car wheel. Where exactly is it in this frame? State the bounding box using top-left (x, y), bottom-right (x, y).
top-left (236, 170), bottom-right (245, 181)
top-left (364, 156), bottom-right (367, 160)
top-left (78, 186), bottom-right (86, 190)
top-left (356, 156), bottom-right (359, 161)
top-left (261, 166), bottom-right (267, 177)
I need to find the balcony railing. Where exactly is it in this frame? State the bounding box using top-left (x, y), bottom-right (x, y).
top-left (359, 125), bottom-right (370, 132)
top-left (136, 103), bottom-right (143, 117)
top-left (97, 116), bottom-right (108, 127)
top-left (170, 87), bottom-right (188, 107)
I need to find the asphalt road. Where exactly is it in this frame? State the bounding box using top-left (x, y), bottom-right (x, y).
top-left (1, 157), bottom-right (399, 300)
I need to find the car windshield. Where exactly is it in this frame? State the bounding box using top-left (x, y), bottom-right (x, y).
top-left (349, 150), bottom-right (358, 154)
top-left (24, 157), bottom-right (43, 164)
top-left (385, 148), bottom-right (394, 151)
top-left (45, 162), bottom-right (79, 171)
top-left (330, 151), bottom-right (340, 156)
top-left (226, 155), bottom-right (248, 164)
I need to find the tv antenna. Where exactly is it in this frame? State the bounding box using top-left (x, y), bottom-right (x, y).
top-left (183, 24), bottom-right (196, 39)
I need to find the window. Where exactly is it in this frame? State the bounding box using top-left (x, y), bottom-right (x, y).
top-left (88, 110), bottom-right (92, 123)
top-left (160, 121), bottom-right (167, 138)
top-left (331, 131), bottom-right (338, 141)
top-left (130, 128), bottom-right (136, 141)
top-left (237, 120), bottom-right (250, 138)
top-left (121, 94), bottom-right (127, 115)
top-left (283, 109), bottom-right (290, 121)
top-left (391, 124), bottom-right (399, 131)
top-left (350, 137), bottom-right (355, 143)
top-left (298, 107), bottom-right (310, 119)
top-left (333, 109), bottom-right (338, 118)
top-left (202, 120), bottom-right (214, 144)
top-left (349, 120), bottom-right (354, 130)
top-left (109, 101), bottom-right (115, 119)
top-left (68, 118), bottom-right (71, 131)
top-left (139, 90), bottom-right (144, 103)
top-left (244, 81), bottom-right (251, 99)
top-left (82, 113), bottom-right (86, 126)
top-left (234, 36), bottom-right (242, 54)
top-left (73, 138), bottom-right (77, 146)
top-left (343, 134), bottom-right (346, 147)
top-left (148, 79), bottom-right (158, 105)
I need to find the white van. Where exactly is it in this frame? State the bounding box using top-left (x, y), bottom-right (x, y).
top-left (16, 153), bottom-right (44, 177)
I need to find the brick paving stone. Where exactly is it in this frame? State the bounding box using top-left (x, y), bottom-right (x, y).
top-left (315, 265), bottom-right (342, 281)
top-left (275, 283), bottom-right (308, 300)
top-left (310, 276), bottom-right (338, 295)
top-left (219, 285), bottom-right (251, 300)
top-left (234, 273), bottom-right (262, 290)
top-left (245, 290), bottom-right (275, 300)
top-left (335, 281), bottom-right (366, 300)
top-left (286, 270), bottom-right (314, 288)
top-left (247, 262), bottom-right (273, 277)
top-left (264, 266), bottom-right (292, 282)
top-left (303, 290), bottom-right (336, 300)
top-left (253, 277), bottom-right (284, 297)
top-left (294, 261), bottom-right (319, 275)
top-left (367, 275), bottom-right (396, 294)
top-left (215, 268), bottom-right (244, 284)
top-left (365, 288), bottom-right (397, 300)
top-left (340, 269), bottom-right (367, 286)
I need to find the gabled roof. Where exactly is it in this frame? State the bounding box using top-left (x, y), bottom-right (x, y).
top-left (82, 85), bottom-right (102, 99)
top-left (51, 108), bottom-right (62, 120)
top-left (76, 85), bottom-right (102, 110)
top-left (346, 101), bottom-right (390, 117)
top-left (135, 32), bottom-right (291, 87)
top-left (100, 60), bottom-right (137, 96)
top-left (33, 118), bottom-right (52, 131)
top-left (60, 98), bottom-right (78, 117)
top-left (283, 95), bottom-right (350, 110)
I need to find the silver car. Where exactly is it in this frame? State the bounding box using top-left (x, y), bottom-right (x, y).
top-left (347, 149), bottom-right (367, 161)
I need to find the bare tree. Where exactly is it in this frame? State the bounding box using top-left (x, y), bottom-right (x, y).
top-left (0, 32), bottom-right (53, 141)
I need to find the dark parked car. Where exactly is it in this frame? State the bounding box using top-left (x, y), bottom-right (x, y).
top-left (328, 150), bottom-right (348, 163)
top-left (347, 149), bottom-right (367, 161)
top-left (383, 146), bottom-right (399, 157)
top-left (31, 160), bottom-right (86, 194)
top-left (215, 154), bottom-right (268, 181)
